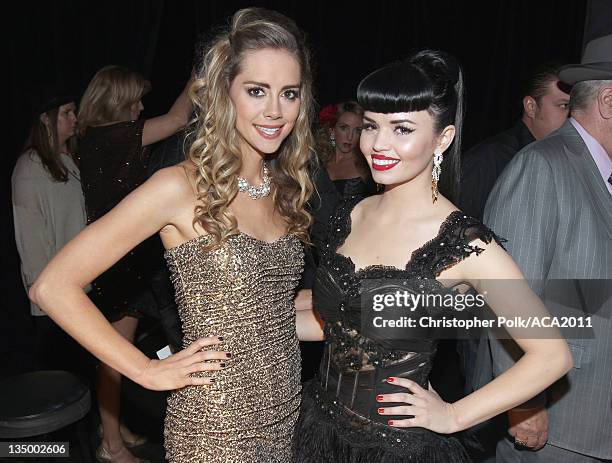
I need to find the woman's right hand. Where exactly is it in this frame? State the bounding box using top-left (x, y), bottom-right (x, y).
top-left (138, 336), bottom-right (229, 391)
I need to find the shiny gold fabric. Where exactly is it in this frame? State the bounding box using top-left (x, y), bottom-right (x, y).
top-left (163, 233), bottom-right (303, 462)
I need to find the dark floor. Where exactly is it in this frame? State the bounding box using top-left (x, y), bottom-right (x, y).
top-left (0, 316), bottom-right (168, 463)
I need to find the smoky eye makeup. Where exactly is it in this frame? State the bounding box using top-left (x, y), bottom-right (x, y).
top-left (246, 86), bottom-right (266, 97)
top-left (282, 88), bottom-right (300, 100)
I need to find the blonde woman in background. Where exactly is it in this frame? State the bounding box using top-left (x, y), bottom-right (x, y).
top-left (30, 8), bottom-right (323, 462)
top-left (317, 101), bottom-right (376, 198)
top-left (76, 65), bottom-right (193, 462)
top-left (304, 102), bottom-right (378, 307)
top-left (300, 102), bottom-right (379, 383)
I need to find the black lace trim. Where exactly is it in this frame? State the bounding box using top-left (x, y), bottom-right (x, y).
top-left (324, 322), bottom-right (430, 371)
top-left (323, 196), bottom-right (505, 281)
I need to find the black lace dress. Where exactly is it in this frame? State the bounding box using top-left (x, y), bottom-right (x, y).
top-left (294, 196), bottom-right (502, 463)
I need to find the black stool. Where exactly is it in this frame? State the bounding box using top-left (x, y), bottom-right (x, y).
top-left (0, 370), bottom-right (93, 462)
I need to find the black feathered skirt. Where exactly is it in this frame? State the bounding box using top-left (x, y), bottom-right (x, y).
top-left (293, 380), bottom-right (472, 463)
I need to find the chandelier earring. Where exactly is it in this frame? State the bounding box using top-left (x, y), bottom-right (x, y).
top-left (330, 132), bottom-right (336, 147)
top-left (431, 149), bottom-right (443, 203)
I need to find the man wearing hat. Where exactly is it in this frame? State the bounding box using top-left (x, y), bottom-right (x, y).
top-left (484, 34), bottom-right (612, 462)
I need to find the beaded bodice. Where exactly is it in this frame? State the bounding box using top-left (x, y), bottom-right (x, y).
top-left (313, 196), bottom-right (501, 416)
top-left (163, 232), bottom-right (304, 462)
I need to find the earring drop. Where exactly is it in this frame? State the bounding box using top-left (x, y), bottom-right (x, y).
top-left (431, 149), bottom-right (443, 203)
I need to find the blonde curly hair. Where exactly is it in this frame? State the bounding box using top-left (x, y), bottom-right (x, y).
top-left (188, 8), bottom-right (315, 249)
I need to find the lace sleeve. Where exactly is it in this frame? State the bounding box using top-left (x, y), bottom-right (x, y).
top-left (429, 213), bottom-right (506, 277)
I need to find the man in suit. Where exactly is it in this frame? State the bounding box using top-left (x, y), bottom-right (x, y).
top-left (457, 65), bottom-right (570, 463)
top-left (459, 63), bottom-right (570, 220)
top-left (484, 34), bottom-right (612, 462)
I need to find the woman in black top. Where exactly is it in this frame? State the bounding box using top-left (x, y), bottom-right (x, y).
top-left (293, 50), bottom-right (572, 462)
top-left (77, 65), bottom-right (193, 463)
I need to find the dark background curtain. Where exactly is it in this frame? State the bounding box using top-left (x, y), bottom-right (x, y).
top-left (2, 0), bottom-right (594, 371)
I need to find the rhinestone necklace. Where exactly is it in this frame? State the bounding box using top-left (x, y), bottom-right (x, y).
top-left (237, 163), bottom-right (271, 200)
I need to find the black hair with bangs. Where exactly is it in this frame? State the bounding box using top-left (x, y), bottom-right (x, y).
top-left (357, 49), bottom-right (464, 202)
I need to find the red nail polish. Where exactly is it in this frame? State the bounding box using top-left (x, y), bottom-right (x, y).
top-left (388, 420), bottom-right (394, 426)
top-left (376, 395), bottom-right (384, 401)
top-left (378, 408), bottom-right (385, 414)
top-left (387, 377), bottom-right (395, 383)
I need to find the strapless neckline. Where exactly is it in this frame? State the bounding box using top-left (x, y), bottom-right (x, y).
top-left (163, 223), bottom-right (303, 462)
top-left (164, 231), bottom-right (293, 256)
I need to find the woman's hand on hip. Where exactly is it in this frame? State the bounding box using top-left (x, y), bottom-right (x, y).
top-left (377, 378), bottom-right (461, 434)
top-left (138, 336), bottom-right (229, 390)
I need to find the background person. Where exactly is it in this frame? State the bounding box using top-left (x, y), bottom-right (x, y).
top-left (11, 87), bottom-right (94, 378)
top-left (459, 63), bottom-right (570, 220)
top-left (77, 64), bottom-right (193, 462)
top-left (485, 34), bottom-right (612, 463)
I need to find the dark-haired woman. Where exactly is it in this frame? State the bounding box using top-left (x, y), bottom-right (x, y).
top-left (12, 94), bottom-right (93, 375)
top-left (293, 50), bottom-right (572, 462)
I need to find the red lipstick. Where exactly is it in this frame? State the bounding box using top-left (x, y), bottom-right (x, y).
top-left (371, 154), bottom-right (400, 171)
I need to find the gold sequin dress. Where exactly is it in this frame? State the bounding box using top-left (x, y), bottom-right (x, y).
top-left (163, 232), bottom-right (304, 462)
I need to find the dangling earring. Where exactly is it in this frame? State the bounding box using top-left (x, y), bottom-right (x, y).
top-left (431, 149), bottom-right (443, 203)
top-left (41, 114), bottom-right (53, 145)
top-left (330, 133), bottom-right (336, 147)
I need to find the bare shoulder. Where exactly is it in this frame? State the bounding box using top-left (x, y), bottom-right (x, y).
top-left (352, 195), bottom-right (378, 220)
top-left (148, 162), bottom-right (204, 242)
top-left (145, 162), bottom-right (196, 201)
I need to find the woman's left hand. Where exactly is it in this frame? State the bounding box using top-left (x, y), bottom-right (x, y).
top-left (377, 377), bottom-right (461, 434)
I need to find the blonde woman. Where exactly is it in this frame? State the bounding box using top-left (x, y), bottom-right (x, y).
top-left (317, 101), bottom-right (376, 197)
top-left (74, 65), bottom-right (194, 462)
top-left (30, 8), bottom-right (322, 462)
top-left (309, 101), bottom-right (377, 266)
